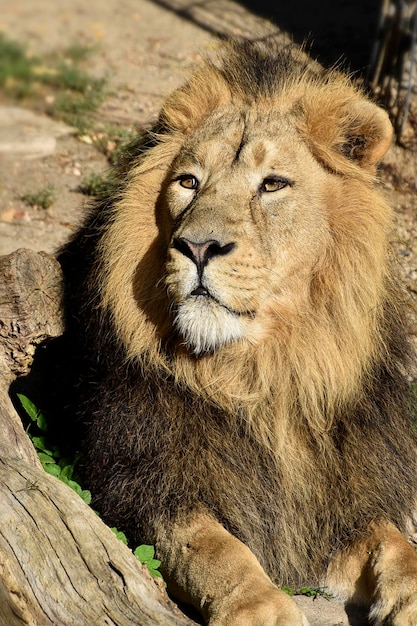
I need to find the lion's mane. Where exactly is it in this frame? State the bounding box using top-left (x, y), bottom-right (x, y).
top-left (60, 39), bottom-right (417, 587)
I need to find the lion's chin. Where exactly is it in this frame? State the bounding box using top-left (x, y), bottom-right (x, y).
top-left (173, 298), bottom-right (245, 355)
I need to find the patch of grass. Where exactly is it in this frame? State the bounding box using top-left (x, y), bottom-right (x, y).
top-left (49, 63), bottom-right (103, 91)
top-left (51, 89), bottom-right (104, 132)
top-left (78, 171), bottom-right (116, 197)
top-left (91, 124), bottom-right (137, 164)
top-left (44, 61), bottom-right (106, 131)
top-left (0, 34), bottom-right (106, 132)
top-left (62, 43), bottom-right (97, 64)
top-left (0, 35), bottom-right (34, 97)
top-left (17, 393), bottom-right (163, 580)
top-left (282, 586), bottom-right (332, 600)
top-left (21, 184), bottom-right (56, 209)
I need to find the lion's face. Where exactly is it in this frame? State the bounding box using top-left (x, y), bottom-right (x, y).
top-left (101, 44), bottom-right (392, 373)
top-left (164, 107), bottom-right (332, 353)
top-left (98, 41), bottom-right (393, 427)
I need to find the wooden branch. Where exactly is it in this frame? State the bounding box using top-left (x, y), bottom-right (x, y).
top-left (0, 458), bottom-right (192, 626)
top-left (0, 249), bottom-right (193, 626)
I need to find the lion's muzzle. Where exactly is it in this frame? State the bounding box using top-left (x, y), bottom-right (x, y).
top-left (167, 237), bottom-right (246, 353)
top-left (173, 237), bottom-right (236, 278)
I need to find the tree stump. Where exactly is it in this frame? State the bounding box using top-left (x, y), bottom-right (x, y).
top-left (0, 248), bottom-right (193, 626)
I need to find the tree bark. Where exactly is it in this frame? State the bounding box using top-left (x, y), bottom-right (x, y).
top-left (0, 249), bottom-right (193, 626)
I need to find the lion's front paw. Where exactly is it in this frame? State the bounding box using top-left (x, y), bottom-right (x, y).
top-left (370, 580), bottom-right (417, 626)
top-left (209, 588), bottom-right (309, 626)
top-left (371, 604), bottom-right (417, 626)
top-left (388, 605), bottom-right (417, 626)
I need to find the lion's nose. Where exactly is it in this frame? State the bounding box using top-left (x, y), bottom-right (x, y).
top-left (173, 238), bottom-right (235, 269)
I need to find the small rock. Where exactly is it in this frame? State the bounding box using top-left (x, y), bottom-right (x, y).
top-left (79, 134), bottom-right (94, 145)
top-left (0, 209), bottom-right (31, 223)
top-left (0, 106), bottom-right (76, 160)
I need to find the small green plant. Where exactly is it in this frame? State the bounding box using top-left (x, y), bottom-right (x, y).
top-left (79, 171), bottom-right (114, 196)
top-left (0, 35), bottom-right (34, 98)
top-left (17, 393), bottom-right (163, 579)
top-left (92, 124), bottom-right (136, 164)
top-left (111, 528), bottom-right (129, 545)
top-left (64, 43), bottom-right (96, 64)
top-left (282, 586), bottom-right (332, 600)
top-left (21, 184), bottom-right (56, 209)
top-left (134, 544), bottom-right (163, 579)
top-left (110, 528), bottom-right (163, 579)
top-left (17, 393), bottom-right (91, 504)
top-left (50, 84), bottom-right (105, 132)
top-left (110, 529), bottom-right (163, 579)
top-left (0, 34), bottom-right (106, 132)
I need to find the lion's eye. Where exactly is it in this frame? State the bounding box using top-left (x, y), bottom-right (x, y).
top-left (178, 175), bottom-right (199, 190)
top-left (260, 177), bottom-right (289, 193)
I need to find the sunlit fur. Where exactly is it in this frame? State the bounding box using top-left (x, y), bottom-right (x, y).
top-left (61, 39), bottom-right (417, 600)
top-left (99, 42), bottom-right (395, 435)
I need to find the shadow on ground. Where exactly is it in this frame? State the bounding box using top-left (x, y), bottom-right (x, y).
top-left (236, 0), bottom-right (381, 70)
top-left (153, 0), bottom-right (382, 73)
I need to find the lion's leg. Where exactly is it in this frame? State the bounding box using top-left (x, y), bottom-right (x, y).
top-left (157, 511), bottom-right (309, 626)
top-left (326, 520), bottom-right (417, 625)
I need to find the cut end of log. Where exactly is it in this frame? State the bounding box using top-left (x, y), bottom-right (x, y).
top-left (0, 248), bottom-right (64, 380)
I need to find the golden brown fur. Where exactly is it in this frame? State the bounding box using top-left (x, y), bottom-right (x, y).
top-left (60, 39), bottom-right (417, 625)
top-left (100, 46), bottom-right (393, 434)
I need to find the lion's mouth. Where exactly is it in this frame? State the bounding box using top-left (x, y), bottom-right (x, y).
top-left (190, 284), bottom-right (209, 297)
top-left (170, 281), bottom-right (257, 353)
top-left (187, 284), bottom-right (254, 319)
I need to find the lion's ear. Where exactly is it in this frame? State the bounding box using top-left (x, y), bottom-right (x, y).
top-left (302, 94), bottom-right (393, 174)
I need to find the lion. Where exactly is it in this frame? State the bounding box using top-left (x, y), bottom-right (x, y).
top-left (59, 39), bottom-right (417, 625)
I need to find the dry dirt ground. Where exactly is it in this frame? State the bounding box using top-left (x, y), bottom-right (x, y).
top-left (0, 1), bottom-right (416, 625)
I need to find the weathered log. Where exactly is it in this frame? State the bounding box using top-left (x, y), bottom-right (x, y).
top-left (0, 249), bottom-right (193, 626)
top-left (0, 249), bottom-right (64, 467)
top-left (0, 249), bottom-right (64, 381)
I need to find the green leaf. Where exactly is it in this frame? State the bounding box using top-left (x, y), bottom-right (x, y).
top-left (67, 480), bottom-right (82, 495)
top-left (43, 463), bottom-right (61, 477)
top-left (282, 586), bottom-right (296, 596)
top-left (31, 437), bottom-right (54, 455)
top-left (17, 393), bottom-right (39, 422)
top-left (80, 490), bottom-right (92, 505)
top-left (111, 528), bottom-right (128, 545)
top-left (133, 545), bottom-right (163, 579)
top-left (134, 545), bottom-right (155, 563)
top-left (36, 411), bottom-right (48, 432)
top-left (282, 586), bottom-right (332, 600)
top-left (38, 452), bottom-right (55, 464)
top-left (60, 465), bottom-right (75, 480)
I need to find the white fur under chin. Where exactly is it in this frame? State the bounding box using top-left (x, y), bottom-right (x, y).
top-left (174, 298), bottom-right (244, 354)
